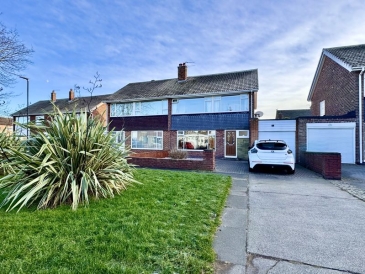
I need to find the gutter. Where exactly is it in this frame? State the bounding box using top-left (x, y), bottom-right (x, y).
top-left (359, 67), bottom-right (365, 163)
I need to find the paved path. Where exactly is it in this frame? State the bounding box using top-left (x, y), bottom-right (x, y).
top-left (213, 160), bottom-right (365, 274)
top-left (214, 159), bottom-right (247, 273)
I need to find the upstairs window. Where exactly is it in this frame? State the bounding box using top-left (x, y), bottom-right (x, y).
top-left (172, 94), bottom-right (249, 114)
top-left (320, 100), bottom-right (325, 116)
top-left (110, 100), bottom-right (168, 117)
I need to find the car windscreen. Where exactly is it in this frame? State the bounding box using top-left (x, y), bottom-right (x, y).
top-left (256, 142), bottom-right (287, 150)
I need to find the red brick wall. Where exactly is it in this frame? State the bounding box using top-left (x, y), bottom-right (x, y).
top-left (249, 118), bottom-right (259, 146)
top-left (301, 151), bottom-right (341, 180)
top-left (215, 130), bottom-right (224, 157)
top-left (310, 56), bottom-right (359, 116)
top-left (163, 131), bottom-right (170, 150)
top-left (92, 103), bottom-right (108, 127)
top-left (129, 149), bottom-right (215, 171)
top-left (130, 151), bottom-right (169, 158)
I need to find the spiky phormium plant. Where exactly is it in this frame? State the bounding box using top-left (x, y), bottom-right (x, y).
top-left (0, 106), bottom-right (137, 211)
top-left (0, 129), bottom-right (22, 175)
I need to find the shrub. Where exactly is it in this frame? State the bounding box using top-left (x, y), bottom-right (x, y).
top-left (0, 106), bottom-right (137, 211)
top-left (169, 149), bottom-right (187, 159)
top-left (0, 130), bottom-right (21, 175)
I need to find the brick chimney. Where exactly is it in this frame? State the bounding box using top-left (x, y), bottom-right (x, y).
top-left (178, 63), bottom-right (187, 81)
top-left (51, 90), bottom-right (56, 102)
top-left (69, 89), bottom-right (75, 100)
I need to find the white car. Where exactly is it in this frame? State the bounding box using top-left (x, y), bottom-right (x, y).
top-left (248, 140), bottom-right (295, 174)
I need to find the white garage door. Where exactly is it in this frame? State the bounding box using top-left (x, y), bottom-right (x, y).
top-left (259, 120), bottom-right (296, 158)
top-left (307, 123), bottom-right (355, 164)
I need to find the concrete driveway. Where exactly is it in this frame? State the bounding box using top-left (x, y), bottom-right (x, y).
top-left (247, 165), bottom-right (365, 273)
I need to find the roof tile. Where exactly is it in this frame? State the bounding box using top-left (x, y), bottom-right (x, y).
top-left (12, 94), bottom-right (111, 117)
top-left (106, 69), bottom-right (258, 102)
top-left (324, 44), bottom-right (365, 69)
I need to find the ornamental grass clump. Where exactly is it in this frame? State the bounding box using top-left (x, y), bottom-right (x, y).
top-left (0, 106), bottom-right (137, 212)
top-left (0, 130), bottom-right (21, 174)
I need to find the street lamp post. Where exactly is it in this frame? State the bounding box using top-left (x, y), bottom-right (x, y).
top-left (19, 76), bottom-right (29, 138)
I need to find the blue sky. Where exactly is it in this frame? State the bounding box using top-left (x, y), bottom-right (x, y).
top-left (1, 0), bottom-right (364, 118)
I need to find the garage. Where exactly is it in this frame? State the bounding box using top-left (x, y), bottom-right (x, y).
top-left (259, 120), bottom-right (296, 158)
top-left (307, 123), bottom-right (356, 164)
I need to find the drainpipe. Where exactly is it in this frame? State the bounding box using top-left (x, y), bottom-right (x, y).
top-left (359, 67), bottom-right (365, 163)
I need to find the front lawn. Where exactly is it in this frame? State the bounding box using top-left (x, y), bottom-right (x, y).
top-left (0, 169), bottom-right (231, 273)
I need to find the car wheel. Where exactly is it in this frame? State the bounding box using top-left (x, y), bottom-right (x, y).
top-left (288, 168), bottom-right (295, 174)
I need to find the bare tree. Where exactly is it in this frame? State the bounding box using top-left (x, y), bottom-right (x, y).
top-left (0, 19), bottom-right (33, 102)
top-left (74, 72), bottom-right (103, 172)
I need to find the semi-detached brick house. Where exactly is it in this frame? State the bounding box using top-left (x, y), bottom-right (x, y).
top-left (106, 63), bottom-right (259, 159)
top-left (307, 44), bottom-right (365, 164)
top-left (12, 89), bottom-right (110, 136)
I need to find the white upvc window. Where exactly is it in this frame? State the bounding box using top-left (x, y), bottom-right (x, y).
top-left (131, 131), bottom-right (163, 150)
top-left (35, 115), bottom-right (44, 125)
top-left (177, 130), bottom-right (216, 150)
top-left (320, 100), bottom-right (325, 116)
top-left (172, 94), bottom-right (249, 114)
top-left (110, 100), bottom-right (168, 117)
top-left (110, 130), bottom-right (125, 150)
top-left (15, 116), bottom-right (27, 137)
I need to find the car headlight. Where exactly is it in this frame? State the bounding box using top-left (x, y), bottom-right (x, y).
top-left (250, 148), bottom-right (258, 153)
top-left (287, 149), bottom-right (292, 154)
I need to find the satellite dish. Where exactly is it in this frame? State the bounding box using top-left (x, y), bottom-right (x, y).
top-left (254, 111), bottom-right (264, 118)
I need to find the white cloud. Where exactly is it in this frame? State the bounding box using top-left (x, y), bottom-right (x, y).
top-left (1, 0), bottom-right (364, 117)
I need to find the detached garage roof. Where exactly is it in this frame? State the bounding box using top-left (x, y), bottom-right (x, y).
top-left (276, 109), bottom-right (311, 120)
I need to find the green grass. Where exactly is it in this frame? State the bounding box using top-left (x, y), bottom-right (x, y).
top-left (0, 169), bottom-right (231, 273)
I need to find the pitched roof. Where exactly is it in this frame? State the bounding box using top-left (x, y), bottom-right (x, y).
top-left (276, 109), bottom-right (311, 120)
top-left (106, 69), bottom-right (258, 102)
top-left (11, 94), bottom-right (111, 117)
top-left (308, 44), bottom-right (365, 101)
top-left (324, 44), bottom-right (365, 70)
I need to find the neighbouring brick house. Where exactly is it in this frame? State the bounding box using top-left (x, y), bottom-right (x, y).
top-left (306, 44), bottom-right (365, 164)
top-left (106, 63), bottom-right (259, 159)
top-left (12, 89), bottom-right (110, 136)
top-left (0, 117), bottom-right (13, 134)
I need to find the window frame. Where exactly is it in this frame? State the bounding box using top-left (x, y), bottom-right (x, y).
top-left (177, 130), bottom-right (216, 151)
top-left (172, 94), bottom-right (249, 115)
top-left (110, 100), bottom-right (168, 117)
top-left (111, 130), bottom-right (126, 150)
top-left (320, 100), bottom-right (325, 116)
top-left (131, 130), bottom-right (163, 150)
top-left (14, 116), bottom-right (27, 137)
